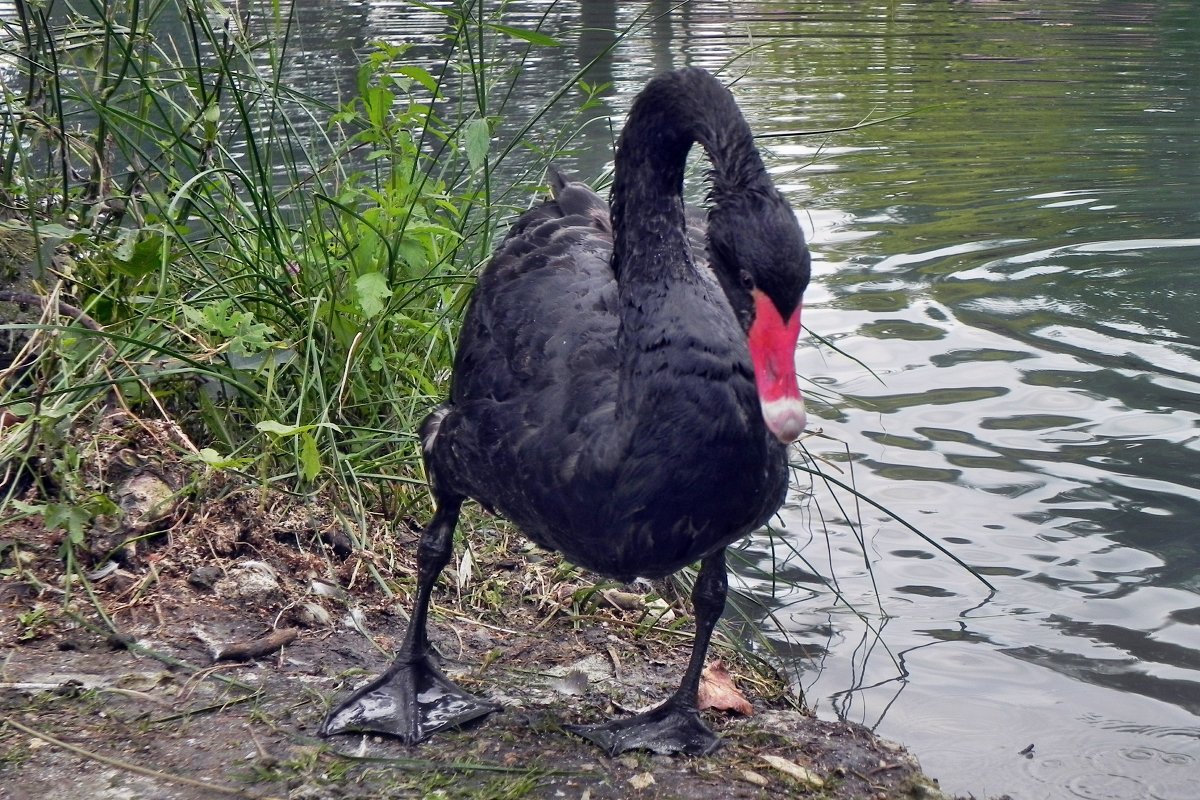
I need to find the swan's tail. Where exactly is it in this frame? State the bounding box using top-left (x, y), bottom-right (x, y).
top-left (545, 165), bottom-right (611, 230)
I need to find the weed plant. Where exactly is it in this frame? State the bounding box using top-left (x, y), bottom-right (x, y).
top-left (0, 0), bottom-right (605, 537)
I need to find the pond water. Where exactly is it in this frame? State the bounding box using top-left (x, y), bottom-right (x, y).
top-left (14, 1), bottom-right (1199, 796)
top-left (271, 2), bottom-right (1200, 797)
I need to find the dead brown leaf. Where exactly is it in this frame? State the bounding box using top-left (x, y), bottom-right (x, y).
top-left (697, 659), bottom-right (753, 716)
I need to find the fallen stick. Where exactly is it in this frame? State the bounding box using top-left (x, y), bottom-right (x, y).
top-left (212, 627), bottom-right (299, 662)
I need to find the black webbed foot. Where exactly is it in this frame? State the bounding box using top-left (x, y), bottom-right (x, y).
top-left (320, 653), bottom-right (500, 742)
top-left (565, 698), bottom-right (721, 756)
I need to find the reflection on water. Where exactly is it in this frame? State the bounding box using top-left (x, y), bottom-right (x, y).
top-left (710, 4), bottom-right (1200, 797)
top-left (18, 0), bottom-right (1193, 796)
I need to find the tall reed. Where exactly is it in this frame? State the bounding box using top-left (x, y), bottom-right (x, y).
top-left (0, 0), bottom-right (603, 531)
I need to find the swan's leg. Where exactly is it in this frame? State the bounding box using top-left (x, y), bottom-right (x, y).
top-left (320, 496), bottom-right (500, 742)
top-left (567, 550), bottom-right (728, 756)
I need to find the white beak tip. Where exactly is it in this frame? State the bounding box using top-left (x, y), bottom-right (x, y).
top-left (763, 399), bottom-right (807, 445)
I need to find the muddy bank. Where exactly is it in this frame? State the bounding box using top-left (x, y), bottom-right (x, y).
top-left (0, 420), bottom-right (1003, 799)
top-left (1, 606), bottom-right (964, 800)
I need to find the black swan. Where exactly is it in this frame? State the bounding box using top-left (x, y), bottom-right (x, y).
top-left (321, 67), bottom-right (811, 756)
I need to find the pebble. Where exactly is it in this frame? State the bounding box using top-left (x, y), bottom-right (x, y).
top-left (188, 565), bottom-right (222, 589)
top-left (628, 772), bottom-right (655, 790)
top-left (212, 560), bottom-right (283, 603)
top-left (761, 753), bottom-right (825, 789)
top-left (739, 769), bottom-right (769, 787)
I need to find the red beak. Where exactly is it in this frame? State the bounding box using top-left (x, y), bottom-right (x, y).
top-left (748, 289), bottom-right (806, 444)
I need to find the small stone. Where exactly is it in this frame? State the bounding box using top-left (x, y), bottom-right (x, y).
top-left (115, 471), bottom-right (176, 532)
top-left (645, 598), bottom-right (676, 624)
top-left (602, 589), bottom-right (645, 611)
top-left (761, 754), bottom-right (825, 789)
top-left (739, 769), bottom-right (769, 787)
top-left (188, 565), bottom-right (222, 589)
top-left (628, 772), bottom-right (655, 790)
top-left (291, 602), bottom-right (332, 629)
top-left (309, 578), bottom-right (346, 599)
top-left (212, 560), bottom-right (282, 604)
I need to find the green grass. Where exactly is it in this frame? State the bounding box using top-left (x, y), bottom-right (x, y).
top-left (0, 0), bottom-right (607, 540)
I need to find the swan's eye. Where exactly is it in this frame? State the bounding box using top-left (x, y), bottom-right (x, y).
top-left (740, 270), bottom-right (754, 290)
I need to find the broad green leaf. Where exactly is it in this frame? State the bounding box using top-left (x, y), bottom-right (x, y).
top-left (38, 404), bottom-right (72, 420)
top-left (114, 228), bottom-right (138, 263)
top-left (397, 65), bottom-right (439, 94)
top-left (464, 117), bottom-right (491, 172)
top-left (396, 237), bottom-right (430, 271)
top-left (180, 304), bottom-right (207, 327)
top-left (300, 432), bottom-right (321, 482)
top-left (256, 420), bottom-right (342, 438)
top-left (363, 86), bottom-right (394, 130)
top-left (256, 419), bottom-right (307, 437)
top-left (113, 231), bottom-right (165, 279)
top-left (401, 222), bottom-right (461, 240)
top-left (356, 271), bottom-right (391, 319)
top-left (198, 448), bottom-right (225, 465)
top-left (45, 502), bottom-right (90, 544)
top-left (181, 299), bottom-right (277, 356)
top-left (195, 448), bottom-right (253, 469)
top-left (7, 222), bottom-right (80, 241)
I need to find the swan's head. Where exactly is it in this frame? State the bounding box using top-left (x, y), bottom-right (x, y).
top-left (709, 190), bottom-right (811, 444)
top-left (748, 287), bottom-right (807, 443)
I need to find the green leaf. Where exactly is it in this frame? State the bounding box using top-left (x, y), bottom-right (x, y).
top-left (464, 117), bottom-right (491, 172)
top-left (256, 419), bottom-right (307, 437)
top-left (355, 271), bottom-right (391, 319)
top-left (300, 432), bottom-right (321, 482)
top-left (195, 448), bottom-right (254, 470)
top-left (114, 227), bottom-right (137, 263)
top-left (45, 502), bottom-right (90, 545)
top-left (397, 65), bottom-right (439, 94)
top-left (256, 420), bottom-right (342, 438)
top-left (489, 23), bottom-right (560, 47)
top-left (25, 222), bottom-right (80, 241)
top-left (181, 299), bottom-right (277, 356)
top-left (113, 231), bottom-right (165, 279)
top-left (7, 402), bottom-right (35, 417)
top-left (38, 404), bottom-right (72, 420)
top-left (180, 303), bottom-right (207, 327)
top-left (396, 237), bottom-right (431, 272)
top-left (11, 499), bottom-right (47, 515)
top-left (363, 86), bottom-right (394, 131)
top-left (198, 447), bottom-right (227, 466)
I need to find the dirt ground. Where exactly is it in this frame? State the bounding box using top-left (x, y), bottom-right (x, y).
top-left (0, 417), bottom-right (1001, 800)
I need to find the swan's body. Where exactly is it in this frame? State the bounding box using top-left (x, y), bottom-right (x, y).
top-left (322, 67), bottom-right (811, 755)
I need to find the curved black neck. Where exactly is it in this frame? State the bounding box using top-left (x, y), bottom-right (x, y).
top-left (606, 69), bottom-right (773, 462)
top-left (610, 68), bottom-right (769, 281)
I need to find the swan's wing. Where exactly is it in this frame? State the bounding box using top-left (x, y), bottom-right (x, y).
top-left (450, 177), bottom-right (619, 408)
top-left (430, 177), bottom-right (623, 536)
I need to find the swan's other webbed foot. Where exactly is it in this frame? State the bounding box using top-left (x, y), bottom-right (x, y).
top-left (320, 653), bottom-right (500, 742)
top-left (565, 697), bottom-right (720, 756)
